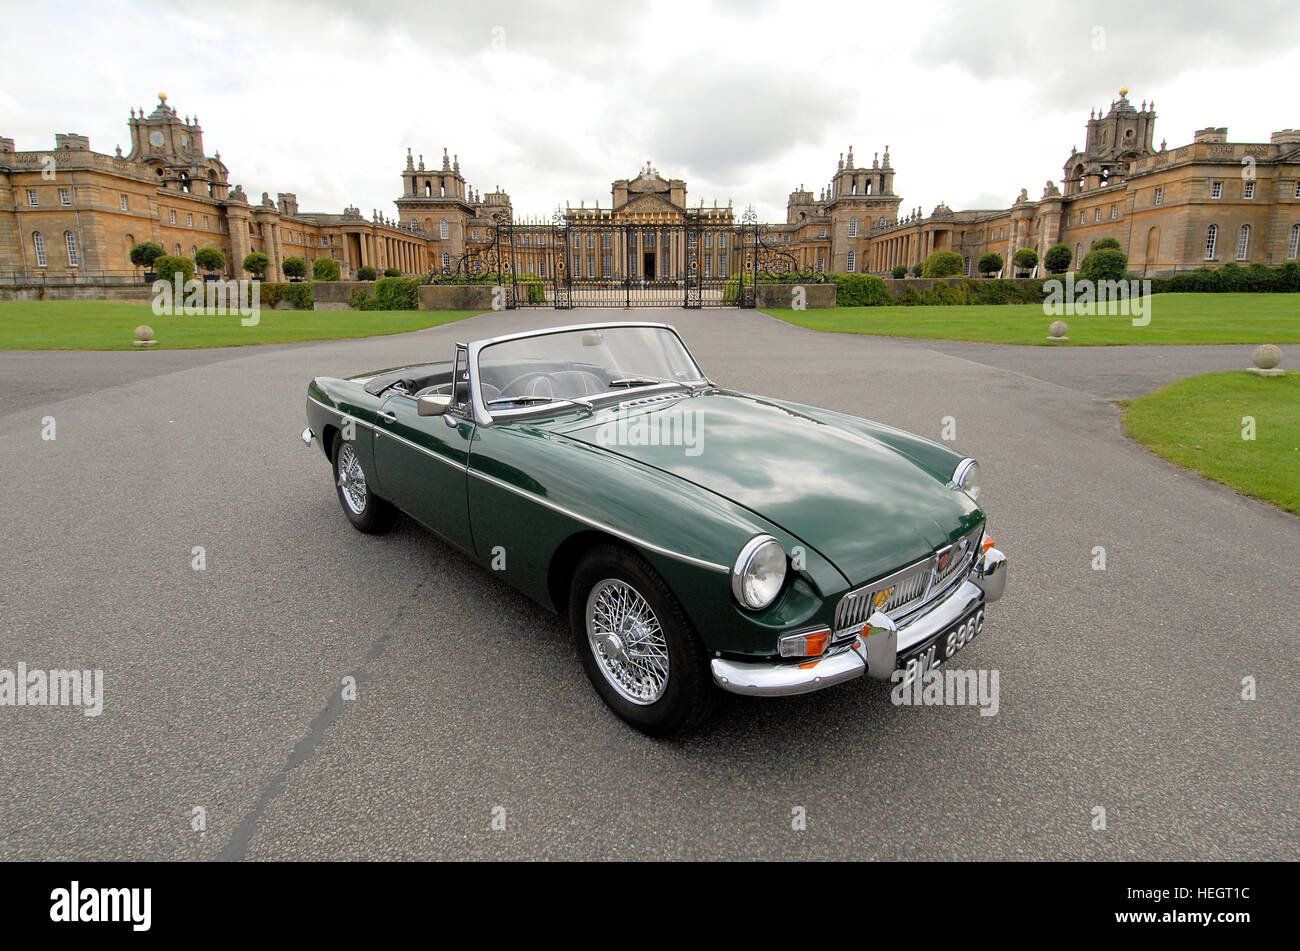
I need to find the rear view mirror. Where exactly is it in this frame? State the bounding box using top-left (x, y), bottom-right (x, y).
top-left (418, 395), bottom-right (453, 416)
top-left (581, 332), bottom-right (604, 347)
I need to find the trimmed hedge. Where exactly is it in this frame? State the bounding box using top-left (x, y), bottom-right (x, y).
top-left (312, 258), bottom-right (341, 281)
top-left (258, 282), bottom-right (314, 310)
top-left (351, 276), bottom-right (422, 311)
top-left (921, 251), bottom-right (964, 278)
top-left (831, 273), bottom-right (893, 306)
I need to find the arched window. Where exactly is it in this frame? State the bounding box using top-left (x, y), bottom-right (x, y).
top-left (1204, 224), bottom-right (1217, 260)
top-left (963, 256), bottom-right (971, 276)
top-left (65, 231), bottom-right (79, 266)
top-left (1289, 223), bottom-right (1299, 260)
top-left (424, 181), bottom-right (432, 198)
top-left (439, 219), bottom-right (449, 239)
top-left (32, 232), bottom-right (46, 267)
top-left (441, 252), bottom-right (450, 270)
top-left (191, 245), bottom-right (198, 260)
top-left (174, 243), bottom-right (181, 256)
top-left (848, 216), bottom-right (858, 237)
top-left (1236, 224), bottom-right (1250, 261)
top-left (1075, 243), bottom-right (1082, 266)
top-left (846, 249), bottom-right (856, 272)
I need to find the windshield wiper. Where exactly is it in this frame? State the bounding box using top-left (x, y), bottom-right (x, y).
top-left (488, 395), bottom-right (594, 413)
top-left (608, 377), bottom-right (664, 388)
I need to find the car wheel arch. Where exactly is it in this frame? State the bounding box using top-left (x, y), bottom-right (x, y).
top-left (547, 530), bottom-right (636, 615)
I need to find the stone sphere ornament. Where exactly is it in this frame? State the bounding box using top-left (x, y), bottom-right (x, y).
top-left (1249, 344), bottom-right (1283, 376)
top-left (133, 325), bottom-right (157, 348)
top-left (1048, 320), bottom-right (1069, 341)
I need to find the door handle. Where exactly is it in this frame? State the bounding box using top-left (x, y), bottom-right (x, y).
top-left (377, 411), bottom-right (397, 423)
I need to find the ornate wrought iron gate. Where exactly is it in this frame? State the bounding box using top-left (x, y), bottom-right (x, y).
top-left (437, 208), bottom-right (807, 309)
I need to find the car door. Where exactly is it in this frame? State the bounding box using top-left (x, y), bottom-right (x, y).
top-left (372, 389), bottom-right (475, 554)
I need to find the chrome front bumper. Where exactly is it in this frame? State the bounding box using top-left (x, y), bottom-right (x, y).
top-left (711, 548), bottom-right (1006, 697)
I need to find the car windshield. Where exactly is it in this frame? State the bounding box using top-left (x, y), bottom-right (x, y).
top-left (477, 325), bottom-right (706, 409)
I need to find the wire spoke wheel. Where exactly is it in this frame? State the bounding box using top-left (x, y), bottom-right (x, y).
top-left (585, 578), bottom-right (670, 705)
top-left (336, 443), bottom-right (368, 515)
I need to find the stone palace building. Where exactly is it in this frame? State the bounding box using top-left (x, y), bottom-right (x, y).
top-left (2, 91), bottom-right (1297, 284)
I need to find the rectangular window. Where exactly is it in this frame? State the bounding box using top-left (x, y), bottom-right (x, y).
top-left (1289, 224), bottom-right (1299, 260)
top-left (1295, 181), bottom-right (1300, 199)
top-left (65, 232), bottom-right (79, 266)
top-left (203, 214), bottom-right (209, 228)
top-left (120, 194), bottom-right (129, 211)
top-left (169, 210), bottom-right (176, 224)
top-left (59, 188), bottom-right (71, 206)
top-left (601, 233), bottom-right (611, 250)
top-left (1204, 226), bottom-right (1217, 260)
top-left (1243, 181), bottom-right (1254, 199)
top-left (587, 253), bottom-right (595, 277)
top-left (601, 253), bottom-right (611, 278)
top-left (1079, 211), bottom-right (1086, 225)
top-left (186, 212), bottom-right (193, 226)
top-left (1110, 204), bottom-right (1118, 220)
top-left (27, 188), bottom-right (38, 206)
top-left (1211, 181), bottom-right (1222, 199)
top-left (539, 260), bottom-right (546, 278)
top-left (1154, 187), bottom-right (1163, 205)
top-left (572, 252), bottom-right (580, 275)
top-left (1236, 225), bottom-right (1250, 261)
top-left (704, 256), bottom-right (711, 278)
top-left (819, 228), bottom-right (827, 238)
top-left (1095, 208), bottom-right (1101, 222)
top-left (33, 232), bottom-right (46, 267)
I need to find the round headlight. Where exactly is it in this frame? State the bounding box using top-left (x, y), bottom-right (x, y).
top-left (953, 458), bottom-right (982, 501)
top-left (731, 535), bottom-right (787, 610)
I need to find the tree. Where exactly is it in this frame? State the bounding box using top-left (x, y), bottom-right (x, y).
top-left (282, 256), bottom-right (307, 281)
top-left (383, 267), bottom-right (401, 277)
top-left (921, 250), bottom-right (964, 278)
top-left (891, 264), bottom-right (908, 280)
top-left (909, 262), bottom-right (924, 278)
top-left (194, 246), bottom-right (225, 275)
top-left (1012, 248), bottom-right (1038, 275)
top-left (977, 252), bottom-right (1003, 277)
top-left (1043, 243), bottom-right (1072, 274)
top-left (357, 265), bottom-right (378, 281)
top-left (129, 241), bottom-right (165, 277)
top-left (1091, 237), bottom-right (1122, 251)
top-left (153, 254), bottom-right (194, 284)
top-left (242, 252), bottom-right (269, 279)
top-left (1079, 247), bottom-right (1128, 282)
top-left (313, 257), bottom-right (341, 281)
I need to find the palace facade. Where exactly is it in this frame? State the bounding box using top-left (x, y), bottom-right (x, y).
top-left (2, 92), bottom-right (1297, 285)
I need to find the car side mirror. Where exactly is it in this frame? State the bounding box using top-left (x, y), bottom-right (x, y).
top-left (417, 395), bottom-right (453, 417)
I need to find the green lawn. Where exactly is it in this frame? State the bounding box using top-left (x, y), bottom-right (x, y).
top-left (1121, 371), bottom-right (1300, 514)
top-left (0, 300), bottom-right (481, 350)
top-left (771, 293), bottom-right (1300, 345)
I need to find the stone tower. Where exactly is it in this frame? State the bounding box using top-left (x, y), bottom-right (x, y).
top-left (1063, 89), bottom-right (1158, 194)
top-left (125, 93), bottom-right (229, 199)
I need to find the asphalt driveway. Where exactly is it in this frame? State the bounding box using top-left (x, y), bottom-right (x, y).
top-left (0, 310), bottom-right (1294, 860)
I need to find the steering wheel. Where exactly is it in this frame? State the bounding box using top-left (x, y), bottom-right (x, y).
top-left (498, 371), bottom-right (555, 399)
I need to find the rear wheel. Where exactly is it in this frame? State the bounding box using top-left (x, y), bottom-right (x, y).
top-left (569, 545), bottom-right (714, 736)
top-left (331, 431), bottom-right (395, 534)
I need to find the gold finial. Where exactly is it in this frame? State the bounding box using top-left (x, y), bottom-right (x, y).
top-left (158, 92), bottom-right (168, 102)
top-left (1118, 86), bottom-right (1128, 98)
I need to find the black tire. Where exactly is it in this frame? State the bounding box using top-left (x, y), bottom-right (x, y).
top-left (330, 431), bottom-right (396, 534)
top-left (569, 544), bottom-right (715, 736)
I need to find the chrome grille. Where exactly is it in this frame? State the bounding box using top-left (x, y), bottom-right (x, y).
top-left (833, 526), bottom-right (984, 636)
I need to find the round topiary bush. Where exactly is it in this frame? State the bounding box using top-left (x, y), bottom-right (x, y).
top-left (1079, 247), bottom-right (1129, 282)
top-left (153, 254), bottom-right (194, 284)
top-left (891, 264), bottom-right (908, 280)
top-left (242, 252), bottom-right (269, 279)
top-left (977, 252), bottom-right (1003, 277)
top-left (921, 250), bottom-right (964, 278)
top-left (282, 256), bottom-right (307, 281)
top-left (356, 265), bottom-right (378, 281)
top-left (1043, 244), bottom-right (1072, 274)
top-left (1013, 248), bottom-right (1038, 274)
top-left (312, 257), bottom-right (341, 281)
top-left (130, 241), bottom-right (165, 271)
top-left (1091, 237), bottom-right (1122, 251)
top-left (194, 246), bottom-right (225, 274)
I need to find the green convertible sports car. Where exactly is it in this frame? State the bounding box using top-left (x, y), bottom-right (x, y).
top-left (302, 321), bottom-right (1006, 735)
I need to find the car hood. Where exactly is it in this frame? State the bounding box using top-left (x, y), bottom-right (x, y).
top-left (557, 390), bottom-right (981, 586)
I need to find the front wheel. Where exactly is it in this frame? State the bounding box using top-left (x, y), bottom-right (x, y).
top-left (569, 545), bottom-right (714, 736)
top-left (331, 431), bottom-right (395, 534)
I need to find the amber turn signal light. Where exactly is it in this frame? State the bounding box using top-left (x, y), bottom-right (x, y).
top-left (778, 628), bottom-right (831, 659)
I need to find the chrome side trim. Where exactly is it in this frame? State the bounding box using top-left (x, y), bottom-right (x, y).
top-left (468, 468), bottom-right (729, 573)
top-left (373, 421), bottom-right (469, 472)
top-left (711, 649), bottom-right (865, 697)
top-left (307, 395), bottom-right (375, 430)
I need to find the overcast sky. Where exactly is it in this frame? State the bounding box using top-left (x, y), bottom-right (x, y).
top-left (3, 0), bottom-right (1297, 222)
